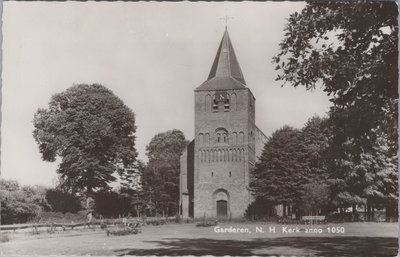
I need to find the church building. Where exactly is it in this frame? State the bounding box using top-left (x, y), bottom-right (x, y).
top-left (180, 28), bottom-right (267, 219)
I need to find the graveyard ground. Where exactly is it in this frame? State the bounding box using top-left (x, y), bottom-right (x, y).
top-left (0, 222), bottom-right (398, 256)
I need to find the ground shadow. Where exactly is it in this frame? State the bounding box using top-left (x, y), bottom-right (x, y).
top-left (115, 236), bottom-right (398, 256)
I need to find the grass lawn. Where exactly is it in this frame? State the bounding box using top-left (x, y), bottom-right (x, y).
top-left (0, 222), bottom-right (398, 256)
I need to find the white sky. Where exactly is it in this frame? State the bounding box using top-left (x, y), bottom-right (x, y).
top-left (1, 2), bottom-right (331, 187)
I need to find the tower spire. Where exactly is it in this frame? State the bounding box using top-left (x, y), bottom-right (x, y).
top-left (207, 28), bottom-right (246, 85)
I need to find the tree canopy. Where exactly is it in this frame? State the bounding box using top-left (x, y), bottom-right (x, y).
top-left (141, 129), bottom-right (188, 216)
top-left (272, 1), bottom-right (398, 219)
top-left (33, 84), bottom-right (138, 195)
top-left (250, 126), bottom-right (307, 206)
top-left (249, 117), bottom-right (331, 216)
top-left (273, 1), bottom-right (398, 154)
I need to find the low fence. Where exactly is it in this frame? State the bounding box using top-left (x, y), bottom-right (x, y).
top-left (0, 216), bottom-right (176, 232)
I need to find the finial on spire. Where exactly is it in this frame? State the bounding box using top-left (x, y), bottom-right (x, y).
top-left (220, 9), bottom-right (233, 28)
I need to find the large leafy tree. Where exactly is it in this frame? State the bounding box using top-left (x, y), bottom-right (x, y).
top-left (273, 1), bottom-right (398, 219)
top-left (250, 126), bottom-right (307, 210)
top-left (273, 2), bottom-right (397, 151)
top-left (301, 116), bottom-right (330, 181)
top-left (250, 117), bottom-right (331, 217)
top-left (141, 129), bottom-right (188, 216)
top-left (33, 84), bottom-right (137, 195)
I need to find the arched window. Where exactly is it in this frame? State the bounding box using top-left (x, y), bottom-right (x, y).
top-left (212, 92), bottom-right (229, 112)
top-left (205, 95), bottom-right (212, 112)
top-left (232, 132), bottom-right (237, 145)
top-left (224, 94), bottom-right (230, 112)
top-left (205, 133), bottom-right (210, 145)
top-left (199, 133), bottom-right (204, 146)
top-left (212, 95), bottom-right (218, 112)
top-left (215, 128), bottom-right (229, 145)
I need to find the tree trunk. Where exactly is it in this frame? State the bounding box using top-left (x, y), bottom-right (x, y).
top-left (352, 204), bottom-right (356, 221)
top-left (385, 204), bottom-right (392, 222)
top-left (371, 204), bottom-right (375, 221)
top-left (364, 204), bottom-right (367, 221)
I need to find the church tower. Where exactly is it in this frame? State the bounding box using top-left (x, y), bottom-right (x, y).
top-left (180, 28), bottom-right (265, 219)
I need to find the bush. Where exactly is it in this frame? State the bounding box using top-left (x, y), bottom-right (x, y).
top-left (94, 191), bottom-right (132, 218)
top-left (46, 189), bottom-right (81, 213)
top-left (0, 179), bottom-right (48, 224)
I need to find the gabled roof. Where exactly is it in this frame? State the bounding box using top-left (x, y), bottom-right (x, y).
top-left (196, 28), bottom-right (246, 91)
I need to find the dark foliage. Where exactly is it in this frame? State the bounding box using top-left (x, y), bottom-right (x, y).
top-left (141, 129), bottom-right (188, 216)
top-left (249, 117), bottom-right (331, 217)
top-left (94, 190), bottom-right (132, 218)
top-left (33, 84), bottom-right (138, 195)
top-left (249, 126), bottom-right (309, 206)
top-left (244, 198), bottom-right (275, 220)
top-left (273, 1), bottom-right (398, 218)
top-left (0, 179), bottom-right (49, 224)
top-left (45, 189), bottom-right (81, 213)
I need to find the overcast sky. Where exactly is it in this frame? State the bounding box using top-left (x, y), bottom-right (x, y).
top-left (2, 2), bottom-right (331, 187)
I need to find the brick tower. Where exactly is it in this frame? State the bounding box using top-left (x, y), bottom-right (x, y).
top-left (180, 28), bottom-right (266, 219)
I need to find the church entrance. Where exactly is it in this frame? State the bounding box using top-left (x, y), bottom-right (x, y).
top-left (217, 200), bottom-right (227, 217)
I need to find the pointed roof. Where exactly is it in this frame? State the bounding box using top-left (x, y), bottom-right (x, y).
top-left (196, 28), bottom-right (246, 91)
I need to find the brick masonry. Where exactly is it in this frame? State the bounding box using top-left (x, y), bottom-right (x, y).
top-left (179, 29), bottom-right (267, 219)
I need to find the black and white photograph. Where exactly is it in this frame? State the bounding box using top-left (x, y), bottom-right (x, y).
top-left (0, 1), bottom-right (398, 256)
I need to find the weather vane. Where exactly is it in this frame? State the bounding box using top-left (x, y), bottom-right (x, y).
top-left (220, 9), bottom-right (233, 28)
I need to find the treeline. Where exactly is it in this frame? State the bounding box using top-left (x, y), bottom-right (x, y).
top-left (120, 129), bottom-right (188, 218)
top-left (248, 116), bottom-right (398, 221)
top-left (0, 129), bottom-right (187, 225)
top-left (250, 1), bottom-right (398, 221)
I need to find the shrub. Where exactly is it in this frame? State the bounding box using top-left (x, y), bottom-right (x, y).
top-left (46, 189), bottom-right (81, 213)
top-left (0, 179), bottom-right (48, 224)
top-left (94, 191), bottom-right (131, 218)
